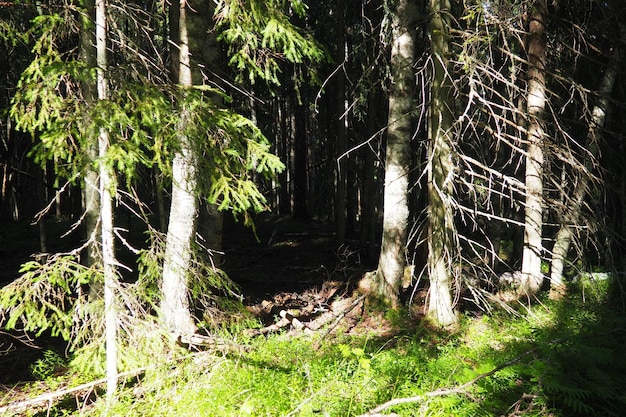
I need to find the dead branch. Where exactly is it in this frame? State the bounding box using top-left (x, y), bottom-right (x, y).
top-left (356, 347), bottom-right (537, 416)
top-left (244, 292), bottom-right (365, 340)
top-left (314, 295), bottom-right (365, 346)
top-left (0, 367), bottom-right (146, 415)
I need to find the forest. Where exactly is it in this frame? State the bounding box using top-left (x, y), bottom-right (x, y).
top-left (1, 0), bottom-right (626, 415)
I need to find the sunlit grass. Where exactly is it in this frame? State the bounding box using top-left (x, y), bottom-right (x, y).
top-left (4, 279), bottom-right (626, 417)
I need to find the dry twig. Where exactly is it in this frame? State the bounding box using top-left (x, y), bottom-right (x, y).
top-left (356, 347), bottom-right (537, 416)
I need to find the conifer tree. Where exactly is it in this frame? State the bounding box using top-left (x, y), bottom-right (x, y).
top-left (426, 0), bottom-right (457, 326)
top-left (520, 0), bottom-right (547, 294)
top-left (371, 0), bottom-right (418, 307)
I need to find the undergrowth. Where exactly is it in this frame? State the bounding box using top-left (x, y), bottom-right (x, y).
top-left (3, 279), bottom-right (626, 416)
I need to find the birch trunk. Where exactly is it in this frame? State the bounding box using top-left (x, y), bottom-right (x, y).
top-left (549, 24), bottom-right (626, 293)
top-left (521, 0), bottom-right (547, 295)
top-left (426, 0), bottom-right (457, 327)
top-left (372, 0), bottom-right (417, 307)
top-left (95, 0), bottom-right (117, 397)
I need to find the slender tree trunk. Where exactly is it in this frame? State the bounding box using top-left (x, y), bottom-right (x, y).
top-left (361, 91), bottom-right (379, 261)
top-left (36, 167), bottom-right (47, 252)
top-left (191, 0), bottom-right (224, 261)
top-left (292, 91), bottom-right (309, 220)
top-left (199, 202), bottom-right (223, 265)
top-left (335, 0), bottom-right (347, 243)
top-left (154, 167), bottom-right (168, 232)
top-left (426, 0), bottom-right (457, 327)
top-left (95, 0), bottom-right (117, 397)
top-left (520, 0), bottom-right (547, 294)
top-left (278, 96), bottom-right (291, 215)
top-left (160, 0), bottom-right (199, 338)
top-left (549, 24), bottom-right (625, 293)
top-left (372, 0), bottom-right (417, 307)
top-left (79, 0), bottom-right (101, 268)
top-left (346, 141), bottom-right (358, 235)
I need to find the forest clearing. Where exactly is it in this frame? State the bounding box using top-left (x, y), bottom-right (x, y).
top-left (2, 0), bottom-right (626, 415)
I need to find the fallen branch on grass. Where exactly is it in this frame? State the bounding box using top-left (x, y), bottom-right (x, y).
top-left (0, 346), bottom-right (229, 415)
top-left (245, 293), bottom-right (365, 339)
top-left (313, 294), bottom-right (365, 347)
top-left (244, 308), bottom-right (310, 336)
top-left (356, 347), bottom-right (537, 416)
top-left (0, 367), bottom-right (146, 415)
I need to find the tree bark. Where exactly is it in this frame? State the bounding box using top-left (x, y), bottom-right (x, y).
top-left (426, 0), bottom-right (457, 327)
top-left (373, 0), bottom-right (417, 307)
top-left (292, 91), bottom-right (309, 220)
top-left (160, 0), bottom-right (200, 338)
top-left (361, 91), bottom-right (379, 261)
top-left (334, 0), bottom-right (347, 243)
top-left (188, 0), bottom-right (225, 259)
top-left (549, 23), bottom-right (625, 293)
top-left (95, 0), bottom-right (117, 397)
top-left (520, 0), bottom-right (547, 295)
top-left (79, 0), bottom-right (101, 268)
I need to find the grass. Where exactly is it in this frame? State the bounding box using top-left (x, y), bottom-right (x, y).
top-left (2, 279), bottom-right (626, 417)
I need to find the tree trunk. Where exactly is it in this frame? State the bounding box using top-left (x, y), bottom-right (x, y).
top-left (520, 0), bottom-right (547, 295)
top-left (199, 201), bottom-right (223, 265)
top-left (334, 0), bottom-right (347, 243)
top-left (95, 0), bottom-right (118, 397)
top-left (188, 0), bottom-right (225, 259)
top-left (292, 91), bottom-right (309, 220)
top-left (426, 0), bottom-right (457, 327)
top-left (278, 95), bottom-right (291, 215)
top-left (79, 0), bottom-right (101, 268)
top-left (372, 0), bottom-right (417, 307)
top-left (361, 91), bottom-right (380, 261)
top-left (160, 0), bottom-right (200, 338)
top-left (549, 23), bottom-right (625, 293)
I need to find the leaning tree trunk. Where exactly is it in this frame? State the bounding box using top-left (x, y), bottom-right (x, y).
top-left (371, 0), bottom-right (417, 307)
top-left (160, 0), bottom-right (200, 338)
top-left (426, 0), bottom-right (457, 327)
top-left (549, 23), bottom-right (626, 294)
top-left (95, 0), bottom-right (118, 397)
top-left (520, 0), bottom-right (547, 295)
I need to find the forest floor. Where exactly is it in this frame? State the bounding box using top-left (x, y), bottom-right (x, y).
top-left (0, 213), bottom-right (376, 384)
top-left (222, 213), bottom-right (373, 294)
top-left (4, 215), bottom-right (626, 416)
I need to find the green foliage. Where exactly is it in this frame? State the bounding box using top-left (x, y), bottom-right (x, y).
top-left (136, 230), bottom-right (169, 307)
top-left (0, 256), bottom-right (95, 340)
top-left (11, 6), bottom-right (286, 215)
top-left (30, 349), bottom-right (67, 380)
top-left (136, 227), bottom-right (244, 326)
top-left (12, 56), bottom-right (284, 215)
top-left (215, 0), bottom-right (328, 86)
top-left (0, 19), bottom-right (26, 47)
top-left (522, 299), bottom-right (626, 416)
top-left (177, 90), bottom-right (285, 215)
